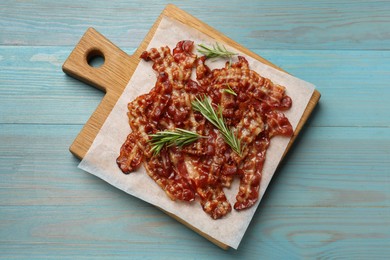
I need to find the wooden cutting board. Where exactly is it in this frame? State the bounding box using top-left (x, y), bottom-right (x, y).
top-left (62, 4), bottom-right (320, 249)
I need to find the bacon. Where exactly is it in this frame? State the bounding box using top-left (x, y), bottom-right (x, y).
top-left (198, 185), bottom-right (232, 219)
top-left (182, 125), bottom-right (233, 219)
top-left (235, 105), bottom-right (264, 146)
top-left (141, 40), bottom-right (197, 88)
top-left (266, 110), bottom-right (294, 137)
top-left (195, 56), bottom-right (212, 87)
top-left (116, 132), bottom-right (143, 174)
top-left (195, 55), bottom-right (292, 111)
top-left (185, 154), bottom-right (232, 219)
top-left (117, 41), bottom-right (293, 219)
top-left (234, 133), bottom-right (269, 210)
top-left (145, 149), bottom-right (195, 202)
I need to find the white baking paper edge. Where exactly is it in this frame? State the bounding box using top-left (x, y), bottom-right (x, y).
top-left (78, 16), bottom-right (315, 249)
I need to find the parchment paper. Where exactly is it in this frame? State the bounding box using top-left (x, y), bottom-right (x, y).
top-left (78, 16), bottom-right (315, 249)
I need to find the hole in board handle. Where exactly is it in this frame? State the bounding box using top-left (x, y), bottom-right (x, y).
top-left (87, 49), bottom-right (105, 68)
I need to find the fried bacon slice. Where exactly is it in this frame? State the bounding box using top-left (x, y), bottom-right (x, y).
top-left (234, 132), bottom-right (269, 210)
top-left (117, 40), bottom-right (293, 219)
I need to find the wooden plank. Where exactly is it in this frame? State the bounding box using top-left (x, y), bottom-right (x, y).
top-left (268, 126), bottom-right (390, 208)
top-left (0, 46), bottom-right (105, 124)
top-left (1, 47), bottom-right (389, 126)
top-left (263, 49), bottom-right (390, 128)
top-left (1, 123), bottom-right (389, 209)
top-left (0, 206), bottom-right (388, 258)
top-left (1, 0), bottom-right (389, 50)
top-left (1, 124), bottom-right (389, 208)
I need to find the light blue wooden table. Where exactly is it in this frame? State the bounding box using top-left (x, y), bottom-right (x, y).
top-left (1, 0), bottom-right (389, 258)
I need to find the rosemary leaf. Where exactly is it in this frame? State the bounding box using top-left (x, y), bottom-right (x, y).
top-left (197, 42), bottom-right (237, 60)
top-left (149, 128), bottom-right (202, 156)
top-left (223, 84), bottom-right (237, 96)
top-left (192, 96), bottom-right (242, 156)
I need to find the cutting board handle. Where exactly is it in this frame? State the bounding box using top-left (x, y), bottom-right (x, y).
top-left (62, 28), bottom-right (140, 159)
top-left (62, 27), bottom-right (137, 94)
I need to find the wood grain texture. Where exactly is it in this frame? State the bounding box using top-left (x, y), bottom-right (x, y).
top-left (1, 0), bottom-right (390, 258)
top-left (1, 0), bottom-right (389, 50)
top-left (1, 125), bottom-right (388, 208)
top-left (1, 47), bottom-right (389, 126)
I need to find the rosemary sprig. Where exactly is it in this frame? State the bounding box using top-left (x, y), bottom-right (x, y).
top-left (149, 128), bottom-right (202, 156)
top-left (197, 42), bottom-right (237, 60)
top-left (223, 83), bottom-right (237, 96)
top-left (192, 96), bottom-right (242, 156)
